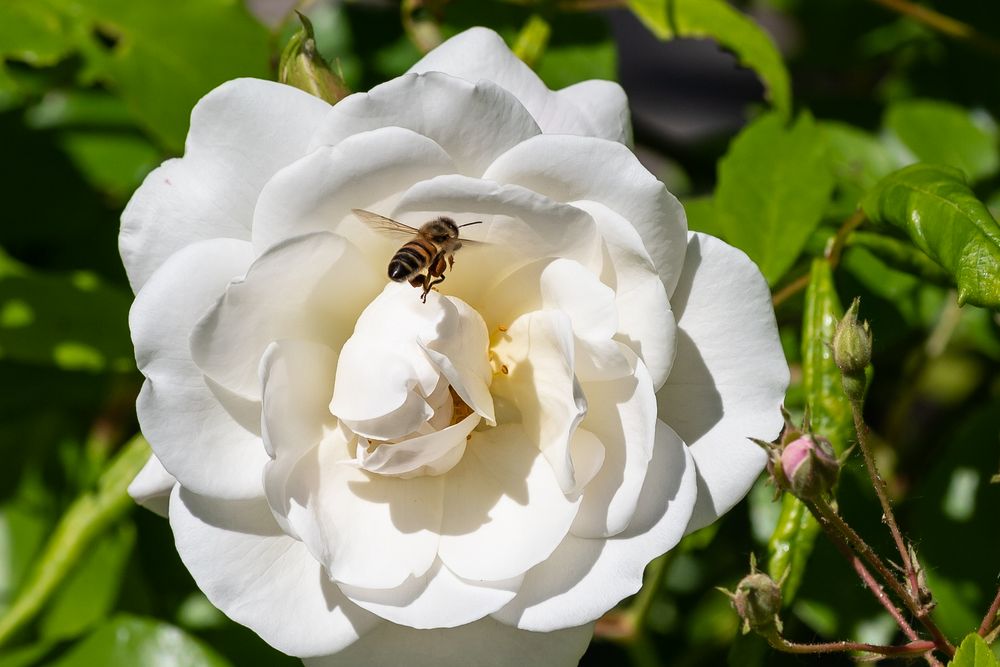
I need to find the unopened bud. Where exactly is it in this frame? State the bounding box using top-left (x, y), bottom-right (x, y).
top-left (781, 435), bottom-right (839, 499)
top-left (832, 298), bottom-right (872, 401)
top-left (278, 13), bottom-right (350, 104)
top-left (727, 563), bottom-right (783, 636)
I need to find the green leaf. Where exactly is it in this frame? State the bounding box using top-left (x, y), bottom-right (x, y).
top-left (25, 90), bottom-right (161, 200)
top-left (38, 523), bottom-right (135, 640)
top-left (0, 256), bottom-right (134, 372)
top-left (51, 0), bottom-right (272, 152)
top-left (846, 231), bottom-right (953, 286)
top-left (0, 0), bottom-right (74, 67)
top-left (48, 614), bottom-right (231, 667)
top-left (767, 259), bottom-right (852, 601)
top-left (626, 0), bottom-right (791, 116)
top-left (820, 121), bottom-right (903, 218)
top-left (949, 633), bottom-right (1000, 667)
top-left (801, 259), bottom-right (853, 454)
top-left (766, 493), bottom-right (820, 603)
top-left (714, 112), bottom-right (835, 284)
top-left (861, 163), bottom-right (1000, 308)
top-left (535, 36), bottom-right (616, 91)
top-left (682, 196), bottom-right (724, 238)
top-left (885, 100), bottom-right (999, 183)
top-left (512, 14), bottom-right (550, 70)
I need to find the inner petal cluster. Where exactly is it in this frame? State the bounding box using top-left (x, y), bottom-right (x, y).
top-left (330, 283), bottom-right (495, 478)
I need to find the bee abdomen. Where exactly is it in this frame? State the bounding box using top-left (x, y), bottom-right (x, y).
top-left (388, 242), bottom-right (432, 282)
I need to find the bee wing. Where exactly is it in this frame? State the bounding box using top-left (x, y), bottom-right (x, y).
top-left (352, 209), bottom-right (420, 237)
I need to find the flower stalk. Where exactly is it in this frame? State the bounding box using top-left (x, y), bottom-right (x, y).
top-left (0, 435), bottom-right (150, 648)
top-left (978, 586), bottom-right (1000, 637)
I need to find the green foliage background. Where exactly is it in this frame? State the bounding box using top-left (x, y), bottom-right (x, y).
top-left (0, 0), bottom-right (998, 665)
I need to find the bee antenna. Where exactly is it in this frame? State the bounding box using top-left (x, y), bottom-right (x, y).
top-left (458, 221), bottom-right (483, 228)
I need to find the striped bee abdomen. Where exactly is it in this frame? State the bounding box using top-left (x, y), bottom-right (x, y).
top-left (388, 238), bottom-right (436, 282)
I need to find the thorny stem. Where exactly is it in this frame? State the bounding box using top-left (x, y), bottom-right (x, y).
top-left (978, 585), bottom-right (1000, 637)
top-left (850, 406), bottom-right (925, 613)
top-left (866, 0), bottom-right (1000, 58)
top-left (806, 499), bottom-right (941, 666)
top-left (811, 497), bottom-right (954, 656)
top-left (767, 634), bottom-right (936, 657)
top-left (772, 210), bottom-right (865, 308)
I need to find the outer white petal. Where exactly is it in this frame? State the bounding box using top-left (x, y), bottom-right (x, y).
top-left (305, 618), bottom-right (594, 667)
top-left (283, 439), bottom-right (445, 590)
top-left (439, 425), bottom-right (580, 582)
top-left (130, 238), bottom-right (268, 499)
top-left (483, 134), bottom-right (688, 297)
top-left (127, 454), bottom-right (175, 517)
top-left (339, 559), bottom-right (521, 629)
top-left (169, 487), bottom-right (379, 658)
top-left (308, 71), bottom-right (539, 176)
top-left (190, 232), bottom-right (382, 401)
top-left (120, 79), bottom-right (330, 291)
top-left (494, 422), bottom-right (696, 631)
top-left (408, 27), bottom-right (630, 143)
top-left (556, 79), bottom-right (632, 145)
top-left (657, 233), bottom-right (789, 533)
top-left (252, 127), bottom-right (457, 253)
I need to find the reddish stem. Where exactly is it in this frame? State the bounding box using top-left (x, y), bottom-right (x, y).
top-left (978, 585), bottom-right (1000, 637)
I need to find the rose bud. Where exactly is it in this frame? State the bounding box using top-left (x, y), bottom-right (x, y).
top-left (722, 557), bottom-right (783, 636)
top-left (832, 298), bottom-right (872, 401)
top-left (278, 12), bottom-right (350, 104)
top-left (780, 435), bottom-right (839, 500)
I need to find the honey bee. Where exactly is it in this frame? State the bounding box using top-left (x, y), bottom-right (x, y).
top-left (352, 208), bottom-right (483, 302)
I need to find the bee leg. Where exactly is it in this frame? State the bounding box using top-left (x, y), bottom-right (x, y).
top-left (447, 254), bottom-right (455, 271)
top-left (408, 274), bottom-right (426, 288)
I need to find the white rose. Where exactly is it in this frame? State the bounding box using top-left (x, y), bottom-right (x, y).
top-left (123, 27), bottom-right (789, 667)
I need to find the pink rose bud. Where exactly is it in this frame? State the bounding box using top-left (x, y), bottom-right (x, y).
top-left (780, 435), bottom-right (839, 500)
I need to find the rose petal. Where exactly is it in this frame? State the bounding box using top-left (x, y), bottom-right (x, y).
top-left (170, 487), bottom-right (379, 657)
top-left (572, 351), bottom-right (657, 538)
top-left (309, 71), bottom-right (539, 176)
top-left (304, 617), bottom-right (594, 667)
top-left (259, 339), bottom-right (339, 538)
top-left (572, 199), bottom-right (676, 389)
top-left (283, 437), bottom-right (445, 590)
top-left (392, 175), bottom-right (602, 305)
top-left (252, 126), bottom-right (457, 254)
top-left (408, 27), bottom-right (629, 143)
top-left (130, 238), bottom-right (267, 499)
top-left (556, 79), bottom-right (632, 145)
top-left (491, 310), bottom-right (587, 495)
top-left (439, 425), bottom-right (580, 581)
top-left (330, 285), bottom-right (493, 440)
top-left (190, 232), bottom-right (382, 401)
top-left (483, 134), bottom-right (688, 297)
top-left (354, 413), bottom-right (479, 478)
top-left (120, 79), bottom-right (330, 291)
top-left (494, 422), bottom-right (696, 631)
top-left (656, 233), bottom-right (789, 533)
top-left (339, 559), bottom-right (520, 629)
top-left (128, 453), bottom-right (175, 517)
